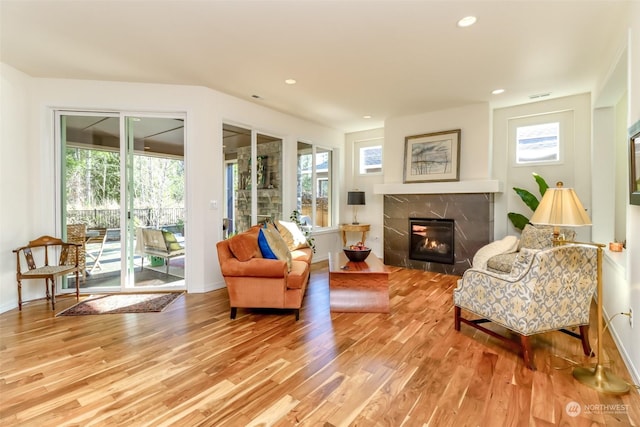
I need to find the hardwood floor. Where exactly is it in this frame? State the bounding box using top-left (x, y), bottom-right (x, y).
top-left (1, 262), bottom-right (638, 426)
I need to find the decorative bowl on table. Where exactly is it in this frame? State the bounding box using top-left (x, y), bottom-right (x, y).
top-left (343, 243), bottom-right (371, 262)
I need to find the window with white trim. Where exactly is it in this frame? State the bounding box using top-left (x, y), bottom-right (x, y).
top-left (516, 122), bottom-right (560, 164)
top-left (355, 138), bottom-right (383, 175)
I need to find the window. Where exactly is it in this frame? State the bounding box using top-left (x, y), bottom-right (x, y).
top-left (297, 142), bottom-right (333, 229)
top-left (355, 138), bottom-right (383, 175)
top-left (515, 122), bottom-right (560, 164)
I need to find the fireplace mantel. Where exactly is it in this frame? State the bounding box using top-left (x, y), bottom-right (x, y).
top-left (374, 179), bottom-right (502, 195)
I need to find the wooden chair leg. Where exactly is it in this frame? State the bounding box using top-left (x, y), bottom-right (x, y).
top-left (50, 278), bottom-right (56, 310)
top-left (520, 334), bottom-right (535, 371)
top-left (75, 270), bottom-right (80, 302)
top-left (294, 309), bottom-right (300, 321)
top-left (17, 280), bottom-right (22, 311)
top-left (454, 306), bottom-right (461, 331)
top-left (579, 325), bottom-right (593, 356)
top-left (230, 307), bottom-right (237, 319)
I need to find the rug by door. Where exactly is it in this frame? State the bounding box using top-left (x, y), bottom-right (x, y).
top-left (56, 292), bottom-right (184, 316)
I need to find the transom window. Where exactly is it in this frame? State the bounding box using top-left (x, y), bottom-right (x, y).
top-left (355, 138), bottom-right (383, 175)
top-left (515, 122), bottom-right (560, 164)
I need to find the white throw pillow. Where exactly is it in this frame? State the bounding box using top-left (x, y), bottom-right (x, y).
top-left (276, 219), bottom-right (309, 251)
top-left (472, 235), bottom-right (519, 269)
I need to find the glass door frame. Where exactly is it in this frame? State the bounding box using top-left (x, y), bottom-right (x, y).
top-left (55, 109), bottom-right (187, 294)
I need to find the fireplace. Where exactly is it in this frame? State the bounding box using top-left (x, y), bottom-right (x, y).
top-left (383, 193), bottom-right (493, 275)
top-left (409, 218), bottom-right (454, 264)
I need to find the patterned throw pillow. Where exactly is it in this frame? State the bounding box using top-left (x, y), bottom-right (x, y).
top-left (258, 222), bottom-right (292, 271)
top-left (276, 219), bottom-right (309, 251)
top-left (518, 224), bottom-right (554, 250)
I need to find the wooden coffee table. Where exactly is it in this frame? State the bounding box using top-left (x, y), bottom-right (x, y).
top-left (328, 251), bottom-right (390, 313)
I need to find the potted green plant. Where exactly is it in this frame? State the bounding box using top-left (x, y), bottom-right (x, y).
top-left (508, 173), bottom-right (549, 231)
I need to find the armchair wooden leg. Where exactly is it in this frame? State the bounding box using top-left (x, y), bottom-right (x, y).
top-left (230, 307), bottom-right (237, 319)
top-left (520, 334), bottom-right (535, 371)
top-left (579, 325), bottom-right (593, 356)
top-left (294, 309), bottom-right (300, 321)
top-left (454, 306), bottom-right (461, 331)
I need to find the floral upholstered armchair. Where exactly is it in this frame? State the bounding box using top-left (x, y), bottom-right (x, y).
top-left (453, 244), bottom-right (597, 370)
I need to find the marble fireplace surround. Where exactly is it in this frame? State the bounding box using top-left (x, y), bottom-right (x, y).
top-left (374, 180), bottom-right (501, 276)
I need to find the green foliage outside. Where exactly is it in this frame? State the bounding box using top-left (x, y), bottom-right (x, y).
top-left (65, 148), bottom-right (185, 220)
top-left (508, 173), bottom-right (549, 231)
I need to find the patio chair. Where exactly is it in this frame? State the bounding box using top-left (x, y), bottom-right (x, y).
top-left (86, 227), bottom-right (108, 274)
top-left (13, 235), bottom-right (81, 310)
top-left (66, 223), bottom-right (86, 278)
top-left (139, 228), bottom-right (185, 275)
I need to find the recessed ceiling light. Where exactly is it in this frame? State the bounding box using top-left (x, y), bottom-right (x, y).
top-left (492, 89), bottom-right (505, 95)
top-left (457, 16), bottom-right (477, 27)
top-left (285, 79), bottom-right (297, 85)
top-left (363, 115), bottom-right (372, 119)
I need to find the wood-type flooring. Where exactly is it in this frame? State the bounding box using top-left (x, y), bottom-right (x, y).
top-left (1, 261), bottom-right (639, 426)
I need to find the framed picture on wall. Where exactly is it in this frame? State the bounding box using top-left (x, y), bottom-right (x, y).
top-left (403, 129), bottom-right (461, 183)
top-left (629, 120), bottom-right (640, 206)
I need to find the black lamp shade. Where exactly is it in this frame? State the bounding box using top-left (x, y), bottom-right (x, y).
top-left (347, 191), bottom-right (366, 205)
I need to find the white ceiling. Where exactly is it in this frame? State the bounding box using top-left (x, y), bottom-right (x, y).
top-left (0, 0), bottom-right (630, 133)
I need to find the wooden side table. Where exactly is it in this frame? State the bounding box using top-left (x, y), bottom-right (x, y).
top-left (340, 224), bottom-right (370, 247)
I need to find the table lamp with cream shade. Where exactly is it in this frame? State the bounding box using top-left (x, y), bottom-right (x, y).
top-left (530, 182), bottom-right (629, 394)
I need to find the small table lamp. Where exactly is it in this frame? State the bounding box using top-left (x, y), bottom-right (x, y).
top-left (530, 182), bottom-right (629, 394)
top-left (347, 191), bottom-right (366, 225)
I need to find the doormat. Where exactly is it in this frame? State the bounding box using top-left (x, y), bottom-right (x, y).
top-left (56, 292), bottom-right (184, 316)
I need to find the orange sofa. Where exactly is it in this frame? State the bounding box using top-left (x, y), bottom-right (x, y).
top-left (216, 225), bottom-right (312, 320)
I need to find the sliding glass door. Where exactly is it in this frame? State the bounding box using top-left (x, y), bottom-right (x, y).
top-left (59, 112), bottom-right (186, 292)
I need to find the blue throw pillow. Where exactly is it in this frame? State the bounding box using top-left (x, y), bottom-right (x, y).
top-left (258, 228), bottom-right (278, 259)
top-left (258, 223), bottom-right (292, 271)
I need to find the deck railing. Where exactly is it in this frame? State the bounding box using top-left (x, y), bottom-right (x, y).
top-left (67, 208), bottom-right (185, 231)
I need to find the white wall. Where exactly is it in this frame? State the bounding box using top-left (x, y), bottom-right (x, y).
top-left (623, 1), bottom-right (640, 383)
top-left (591, 5), bottom-right (640, 385)
top-left (0, 64), bottom-right (343, 312)
top-left (384, 103), bottom-right (492, 184)
top-left (344, 128), bottom-right (385, 257)
top-left (0, 64), bottom-right (34, 312)
top-left (493, 94), bottom-right (592, 241)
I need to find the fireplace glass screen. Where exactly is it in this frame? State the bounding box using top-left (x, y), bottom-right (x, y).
top-left (409, 218), bottom-right (454, 264)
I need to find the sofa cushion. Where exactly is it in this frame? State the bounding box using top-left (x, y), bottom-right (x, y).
top-left (472, 235), bottom-right (519, 269)
top-left (258, 223), bottom-right (292, 271)
top-left (286, 260), bottom-right (310, 289)
top-left (228, 230), bottom-right (261, 262)
top-left (276, 219), bottom-right (309, 251)
top-left (162, 230), bottom-right (183, 251)
top-left (291, 247), bottom-right (313, 264)
top-left (486, 252), bottom-right (517, 274)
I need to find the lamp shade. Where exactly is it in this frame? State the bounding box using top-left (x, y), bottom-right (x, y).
top-left (529, 182), bottom-right (591, 227)
top-left (347, 191), bottom-right (366, 206)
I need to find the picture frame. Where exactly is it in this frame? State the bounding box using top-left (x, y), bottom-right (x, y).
top-left (629, 120), bottom-right (640, 206)
top-left (403, 129), bottom-right (461, 183)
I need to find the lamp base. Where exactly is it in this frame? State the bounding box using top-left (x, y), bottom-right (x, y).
top-left (573, 364), bottom-right (630, 395)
